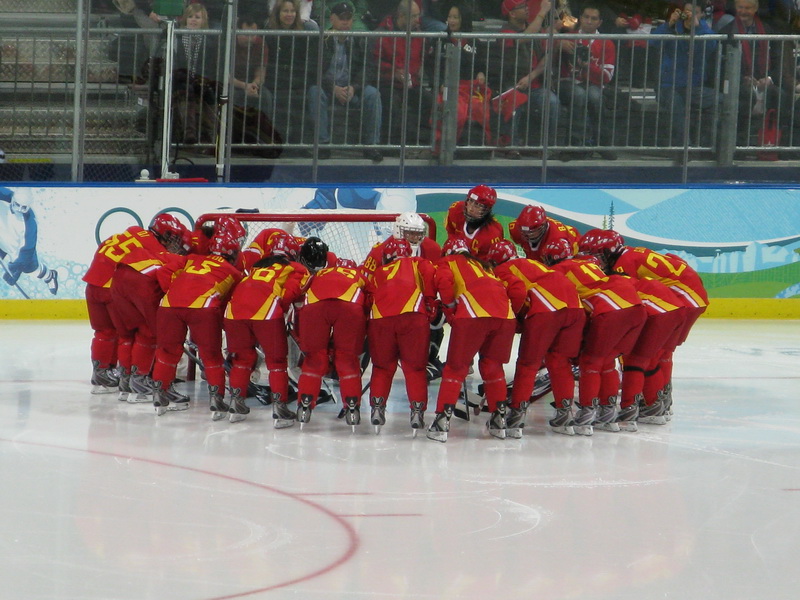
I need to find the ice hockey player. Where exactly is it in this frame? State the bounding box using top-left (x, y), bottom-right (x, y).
top-left (508, 204), bottom-right (579, 262)
top-left (487, 239), bottom-right (585, 438)
top-left (151, 230), bottom-right (243, 416)
top-left (427, 238), bottom-right (526, 443)
top-left (541, 238), bottom-right (646, 435)
top-left (363, 237), bottom-right (437, 434)
top-left (224, 232), bottom-right (307, 423)
top-left (444, 185), bottom-right (505, 260)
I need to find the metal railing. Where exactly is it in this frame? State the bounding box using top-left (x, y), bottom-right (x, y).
top-left (2, 12), bottom-right (800, 183)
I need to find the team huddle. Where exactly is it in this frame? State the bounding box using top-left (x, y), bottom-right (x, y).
top-left (83, 186), bottom-right (709, 443)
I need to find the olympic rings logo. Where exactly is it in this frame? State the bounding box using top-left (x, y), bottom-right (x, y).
top-left (94, 206), bottom-right (196, 245)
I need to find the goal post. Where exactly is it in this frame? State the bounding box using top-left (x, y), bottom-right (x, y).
top-left (194, 210), bottom-right (438, 263)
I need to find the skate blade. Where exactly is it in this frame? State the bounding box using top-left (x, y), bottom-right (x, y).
top-left (273, 418), bottom-right (295, 429)
top-left (597, 422), bottom-right (621, 433)
top-left (374, 425), bottom-right (382, 435)
top-left (126, 396), bottom-right (151, 404)
top-left (167, 403), bottom-right (189, 412)
top-left (426, 430), bottom-right (448, 443)
top-left (229, 413), bottom-right (247, 423)
top-left (412, 429), bottom-right (418, 438)
top-left (618, 421), bottom-right (638, 433)
top-left (574, 425), bottom-right (594, 436)
top-left (639, 416), bottom-right (667, 425)
top-left (211, 411), bottom-right (226, 421)
top-left (155, 406), bottom-right (168, 416)
top-left (91, 385), bottom-right (119, 395)
top-left (118, 392), bottom-right (129, 401)
top-left (551, 425), bottom-right (575, 436)
top-left (506, 428), bottom-right (523, 439)
top-left (488, 428), bottom-right (506, 440)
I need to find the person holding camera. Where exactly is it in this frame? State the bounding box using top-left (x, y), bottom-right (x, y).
top-left (650, 2), bottom-right (720, 148)
top-left (554, 2), bottom-right (617, 159)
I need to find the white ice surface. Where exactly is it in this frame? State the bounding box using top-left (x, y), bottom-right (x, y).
top-left (0, 319), bottom-right (799, 600)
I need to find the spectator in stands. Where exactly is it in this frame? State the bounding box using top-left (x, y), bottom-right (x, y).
top-left (111, 1), bottom-right (162, 83)
top-left (650, 3), bottom-right (720, 147)
top-left (555, 2), bottom-right (617, 159)
top-left (427, 2), bottom-right (494, 149)
top-left (263, 0), bottom-right (320, 144)
top-left (372, 0), bottom-right (435, 145)
top-left (231, 13), bottom-right (282, 157)
top-left (487, 0), bottom-right (560, 157)
top-left (317, 0), bottom-right (373, 30)
top-left (306, 2), bottom-right (384, 162)
top-left (172, 2), bottom-right (218, 145)
top-left (719, 0), bottom-right (794, 146)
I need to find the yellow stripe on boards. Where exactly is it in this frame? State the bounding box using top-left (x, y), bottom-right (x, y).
top-left (1, 299), bottom-right (798, 320)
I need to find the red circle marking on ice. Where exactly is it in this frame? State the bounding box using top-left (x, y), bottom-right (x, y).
top-left (1, 437), bottom-right (360, 600)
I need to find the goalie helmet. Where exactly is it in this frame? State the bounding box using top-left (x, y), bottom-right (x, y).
top-left (540, 238), bottom-right (572, 266)
top-left (464, 185), bottom-right (497, 224)
top-left (442, 237), bottom-right (471, 257)
top-left (392, 212), bottom-right (426, 249)
top-left (208, 231), bottom-right (241, 263)
top-left (578, 228), bottom-right (624, 256)
top-left (270, 232), bottom-right (301, 260)
top-left (149, 213), bottom-right (191, 254)
top-left (382, 237), bottom-right (412, 263)
top-left (215, 216), bottom-right (247, 246)
top-left (299, 236), bottom-right (329, 272)
top-left (486, 239), bottom-right (518, 265)
top-left (335, 258), bottom-right (357, 269)
top-left (516, 205), bottom-right (548, 244)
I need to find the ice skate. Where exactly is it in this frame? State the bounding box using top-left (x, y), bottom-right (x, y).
top-left (370, 397), bottom-right (386, 434)
top-left (344, 396), bottom-right (360, 432)
top-left (90, 360), bottom-right (119, 394)
top-left (662, 384), bottom-right (674, 421)
top-left (272, 393), bottom-right (296, 428)
top-left (615, 401), bottom-right (639, 432)
top-left (506, 401), bottom-right (529, 439)
top-left (573, 401), bottom-right (597, 436)
top-left (638, 396), bottom-right (667, 425)
top-left (117, 369), bottom-right (132, 402)
top-left (208, 385), bottom-right (229, 421)
top-left (549, 399), bottom-right (575, 435)
top-left (297, 394), bottom-right (314, 430)
top-left (228, 388), bottom-right (250, 423)
top-left (486, 401), bottom-right (508, 439)
top-left (594, 398), bottom-right (620, 432)
top-left (409, 401), bottom-right (426, 437)
top-left (163, 382), bottom-right (190, 407)
top-left (426, 405), bottom-right (453, 443)
top-left (152, 381), bottom-right (177, 416)
top-left (129, 367), bottom-right (154, 403)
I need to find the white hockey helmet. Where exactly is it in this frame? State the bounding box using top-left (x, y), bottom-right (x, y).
top-left (10, 187), bottom-right (32, 215)
top-left (392, 212), bottom-right (426, 249)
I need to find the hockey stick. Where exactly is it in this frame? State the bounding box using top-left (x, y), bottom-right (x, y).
top-left (0, 256), bottom-right (30, 299)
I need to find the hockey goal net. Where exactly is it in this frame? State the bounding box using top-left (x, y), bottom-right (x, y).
top-left (194, 210), bottom-right (438, 262)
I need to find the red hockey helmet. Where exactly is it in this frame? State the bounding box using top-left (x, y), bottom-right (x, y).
top-left (516, 205), bottom-right (548, 244)
top-left (578, 228), bottom-right (624, 256)
top-left (442, 237), bottom-right (471, 257)
top-left (382, 237), bottom-right (413, 263)
top-left (215, 216), bottom-right (247, 246)
top-left (208, 230), bottom-right (241, 262)
top-left (335, 258), bottom-right (357, 269)
top-left (149, 213), bottom-right (191, 254)
top-left (486, 239), bottom-right (518, 265)
top-left (540, 238), bottom-right (572, 265)
top-left (270, 232), bottom-right (301, 260)
top-left (466, 184), bottom-right (497, 208)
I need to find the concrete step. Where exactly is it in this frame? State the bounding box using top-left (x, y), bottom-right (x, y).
top-left (0, 0), bottom-right (77, 12)
top-left (0, 104), bottom-right (142, 133)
